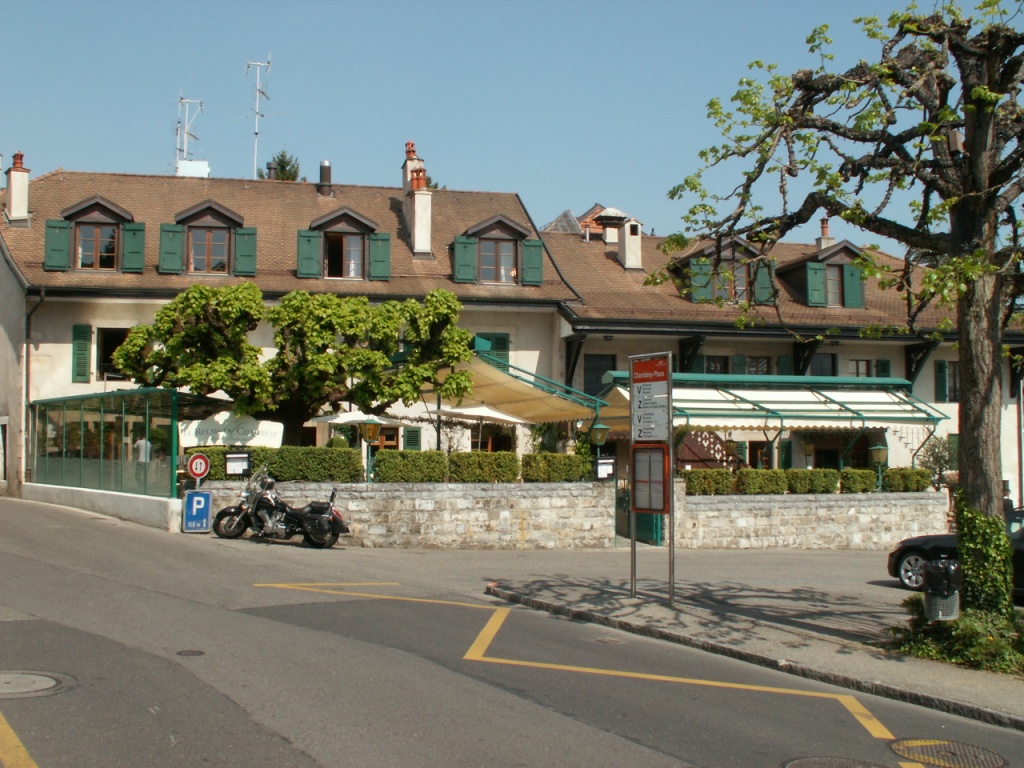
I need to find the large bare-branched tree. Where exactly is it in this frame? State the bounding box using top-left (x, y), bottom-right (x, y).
top-left (655, 1), bottom-right (1024, 518)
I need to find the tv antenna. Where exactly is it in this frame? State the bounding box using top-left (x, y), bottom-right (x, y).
top-left (245, 55), bottom-right (271, 179)
top-left (176, 94), bottom-right (204, 166)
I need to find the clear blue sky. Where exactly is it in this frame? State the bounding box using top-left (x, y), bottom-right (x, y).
top-left (4, 0), bottom-right (918, 249)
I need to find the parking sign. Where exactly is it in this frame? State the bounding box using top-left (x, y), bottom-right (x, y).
top-left (183, 491), bottom-right (212, 533)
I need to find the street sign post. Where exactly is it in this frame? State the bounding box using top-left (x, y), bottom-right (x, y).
top-left (182, 491), bottom-right (212, 533)
top-left (187, 453), bottom-right (210, 481)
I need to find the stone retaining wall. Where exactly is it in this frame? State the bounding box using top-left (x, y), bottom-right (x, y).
top-left (203, 480), bottom-right (950, 550)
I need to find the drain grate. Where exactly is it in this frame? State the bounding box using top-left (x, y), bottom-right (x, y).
top-left (890, 739), bottom-right (1006, 768)
top-left (0, 671), bottom-right (76, 699)
top-left (782, 758), bottom-right (889, 768)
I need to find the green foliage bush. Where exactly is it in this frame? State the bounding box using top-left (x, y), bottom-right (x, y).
top-left (682, 469), bottom-right (734, 495)
top-left (840, 468), bottom-right (877, 493)
top-left (522, 452), bottom-right (591, 482)
top-left (785, 469), bottom-right (841, 494)
top-left (955, 495), bottom-right (1015, 617)
top-left (374, 450), bottom-right (448, 483)
top-left (185, 446), bottom-right (363, 482)
top-left (448, 451), bottom-right (520, 483)
top-left (735, 468), bottom-right (787, 494)
top-left (882, 467), bottom-right (932, 492)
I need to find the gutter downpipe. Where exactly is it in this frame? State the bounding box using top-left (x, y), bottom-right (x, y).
top-left (24, 288), bottom-right (45, 485)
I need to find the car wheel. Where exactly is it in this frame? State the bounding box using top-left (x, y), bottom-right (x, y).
top-left (897, 551), bottom-right (928, 590)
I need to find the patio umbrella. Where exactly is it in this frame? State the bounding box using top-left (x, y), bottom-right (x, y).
top-left (433, 404), bottom-right (531, 451)
top-left (310, 408), bottom-right (411, 426)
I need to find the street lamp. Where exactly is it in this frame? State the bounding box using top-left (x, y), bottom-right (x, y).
top-left (359, 417), bottom-right (385, 482)
top-left (869, 443), bottom-right (889, 492)
top-left (802, 436), bottom-right (815, 469)
top-left (589, 422), bottom-right (610, 479)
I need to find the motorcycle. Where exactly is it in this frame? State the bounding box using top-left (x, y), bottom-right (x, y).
top-left (212, 465), bottom-right (350, 548)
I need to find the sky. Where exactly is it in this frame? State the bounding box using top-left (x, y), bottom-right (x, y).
top-left (3, 0), bottom-right (941, 251)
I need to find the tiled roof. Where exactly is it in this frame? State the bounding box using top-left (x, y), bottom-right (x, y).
top-left (544, 231), bottom-right (958, 334)
top-left (0, 170), bottom-right (575, 304)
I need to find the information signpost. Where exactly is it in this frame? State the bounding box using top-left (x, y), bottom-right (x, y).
top-left (628, 352), bottom-right (675, 604)
top-left (182, 453), bottom-right (212, 533)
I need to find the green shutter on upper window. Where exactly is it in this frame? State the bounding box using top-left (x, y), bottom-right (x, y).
top-left (521, 238), bottom-right (543, 285)
top-left (44, 219), bottom-right (71, 271)
top-left (453, 236), bottom-right (477, 283)
top-left (233, 227), bottom-right (257, 276)
top-left (478, 332), bottom-right (510, 371)
top-left (777, 355), bottom-right (794, 375)
top-left (843, 264), bottom-right (864, 308)
top-left (736, 441), bottom-right (748, 462)
top-left (403, 427), bottom-right (422, 451)
top-left (158, 224), bottom-right (185, 274)
top-left (730, 355), bottom-right (746, 375)
top-left (690, 353), bottom-right (705, 373)
top-left (296, 230), bottom-right (322, 278)
top-left (71, 324), bottom-right (92, 383)
top-left (935, 360), bottom-right (948, 402)
top-left (121, 222), bottom-right (145, 273)
top-left (753, 262), bottom-right (775, 304)
top-left (806, 263), bottom-right (826, 306)
top-left (368, 232), bottom-right (391, 281)
top-left (875, 359), bottom-right (891, 378)
top-left (690, 258), bottom-right (713, 302)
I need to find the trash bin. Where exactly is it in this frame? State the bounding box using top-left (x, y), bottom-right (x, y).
top-left (922, 558), bottom-right (961, 621)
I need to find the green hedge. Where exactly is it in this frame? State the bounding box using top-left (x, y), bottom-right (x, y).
top-left (448, 451), bottom-right (521, 483)
top-left (735, 468), bottom-right (788, 494)
top-left (840, 468), bottom-right (878, 493)
top-left (682, 469), bottom-right (735, 495)
top-left (522, 452), bottom-right (591, 482)
top-left (882, 467), bottom-right (932, 492)
top-left (184, 446), bottom-right (363, 482)
top-left (785, 469), bottom-right (841, 494)
top-left (374, 450), bottom-right (448, 483)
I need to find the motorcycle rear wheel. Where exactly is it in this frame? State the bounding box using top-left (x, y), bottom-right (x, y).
top-left (213, 510), bottom-right (248, 539)
top-left (303, 530), bottom-right (339, 549)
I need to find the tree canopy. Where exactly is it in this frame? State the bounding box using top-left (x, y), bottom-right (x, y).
top-left (655, 1), bottom-right (1024, 518)
top-left (113, 285), bottom-right (474, 442)
top-left (256, 148), bottom-right (305, 181)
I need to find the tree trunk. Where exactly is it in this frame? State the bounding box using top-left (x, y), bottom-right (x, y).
top-left (956, 272), bottom-right (1004, 517)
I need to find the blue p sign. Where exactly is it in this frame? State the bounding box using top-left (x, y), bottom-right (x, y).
top-left (183, 491), bottom-right (212, 533)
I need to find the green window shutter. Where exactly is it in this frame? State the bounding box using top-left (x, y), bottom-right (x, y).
top-left (948, 433), bottom-right (959, 470)
top-left (690, 258), bottom-right (713, 302)
top-left (296, 230), bottom-right (322, 278)
top-left (368, 232), bottom-right (391, 281)
top-left (777, 355), bottom-right (794, 375)
top-left (843, 264), bottom-right (864, 308)
top-left (233, 227), bottom-right (257, 276)
top-left (806, 263), bottom-right (826, 306)
top-left (690, 353), bottom-right (705, 373)
top-left (935, 360), bottom-right (948, 402)
top-left (44, 219), bottom-right (71, 271)
top-left (121, 222), bottom-right (145, 273)
top-left (453, 236), bottom-right (477, 283)
top-left (730, 355), bottom-right (746, 375)
top-left (736, 441), bottom-right (748, 462)
top-left (779, 439), bottom-right (793, 469)
top-left (71, 324), bottom-right (92, 383)
top-left (158, 224), bottom-right (185, 274)
top-left (403, 427), bottom-right (422, 451)
top-left (875, 359), bottom-right (891, 378)
top-left (521, 238), bottom-right (543, 285)
top-left (753, 262), bottom-right (774, 304)
top-left (478, 332), bottom-right (510, 371)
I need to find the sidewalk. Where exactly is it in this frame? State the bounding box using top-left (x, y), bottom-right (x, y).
top-left (476, 545), bottom-right (1024, 732)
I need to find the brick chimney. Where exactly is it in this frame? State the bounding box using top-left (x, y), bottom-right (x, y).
top-left (617, 217), bottom-right (643, 270)
top-left (402, 141), bottom-right (432, 256)
top-left (4, 151), bottom-right (29, 222)
top-left (816, 217), bottom-right (835, 250)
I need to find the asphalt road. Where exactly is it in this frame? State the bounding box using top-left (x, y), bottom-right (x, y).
top-left (2, 497), bottom-right (1023, 767)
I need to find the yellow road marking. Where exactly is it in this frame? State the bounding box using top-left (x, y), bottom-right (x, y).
top-left (0, 712), bottom-right (39, 768)
top-left (258, 582), bottom-right (899, 741)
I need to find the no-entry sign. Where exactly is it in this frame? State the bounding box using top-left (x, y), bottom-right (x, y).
top-left (187, 453), bottom-right (210, 480)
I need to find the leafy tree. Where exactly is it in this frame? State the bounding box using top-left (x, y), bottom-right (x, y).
top-left (113, 285), bottom-right (474, 443)
top-left (654, 2), bottom-right (1024, 522)
top-left (919, 435), bottom-right (956, 488)
top-left (256, 148), bottom-right (306, 181)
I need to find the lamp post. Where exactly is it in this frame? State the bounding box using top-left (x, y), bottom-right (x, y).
top-left (358, 417), bottom-right (384, 482)
top-left (869, 443), bottom-right (889, 492)
top-left (589, 422), bottom-right (610, 479)
top-left (802, 437), bottom-right (815, 470)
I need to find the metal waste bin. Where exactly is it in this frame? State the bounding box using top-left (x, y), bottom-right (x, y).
top-left (922, 558), bottom-right (961, 621)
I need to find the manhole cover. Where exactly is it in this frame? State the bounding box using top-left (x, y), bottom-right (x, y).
top-left (890, 739), bottom-right (1006, 768)
top-left (176, 650), bottom-right (205, 657)
top-left (783, 759), bottom-right (889, 768)
top-left (0, 671), bottom-right (75, 699)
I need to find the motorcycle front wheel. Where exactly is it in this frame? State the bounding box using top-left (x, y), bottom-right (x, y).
top-left (213, 510), bottom-right (248, 539)
top-left (303, 530), bottom-right (339, 549)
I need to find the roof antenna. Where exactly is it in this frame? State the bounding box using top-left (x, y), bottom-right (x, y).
top-left (245, 55), bottom-right (271, 180)
top-left (175, 93), bottom-right (204, 169)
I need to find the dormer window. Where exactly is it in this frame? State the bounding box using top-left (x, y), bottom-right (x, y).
top-left (297, 207), bottom-right (390, 281)
top-left (453, 215), bottom-right (543, 286)
top-left (684, 240), bottom-right (773, 305)
top-left (44, 196), bottom-right (143, 273)
top-left (159, 200), bottom-right (256, 277)
top-left (189, 227), bottom-right (229, 274)
top-left (825, 264), bottom-right (843, 306)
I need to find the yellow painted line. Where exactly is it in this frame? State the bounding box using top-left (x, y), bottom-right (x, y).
top-left (899, 763), bottom-right (928, 768)
top-left (0, 711), bottom-right (39, 768)
top-left (257, 583), bottom-right (901, 742)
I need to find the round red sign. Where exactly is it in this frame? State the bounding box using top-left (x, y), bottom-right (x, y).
top-left (187, 453), bottom-right (210, 480)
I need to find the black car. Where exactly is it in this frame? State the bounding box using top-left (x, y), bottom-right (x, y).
top-left (887, 511), bottom-right (1024, 593)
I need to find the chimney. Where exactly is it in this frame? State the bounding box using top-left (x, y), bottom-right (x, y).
top-left (816, 217), bottom-right (835, 250)
top-left (266, 160), bottom-right (278, 180)
top-left (617, 218), bottom-right (643, 269)
top-left (595, 207), bottom-right (626, 245)
top-left (316, 160), bottom-right (332, 196)
top-left (402, 141), bottom-right (432, 256)
top-left (5, 151), bottom-right (29, 222)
